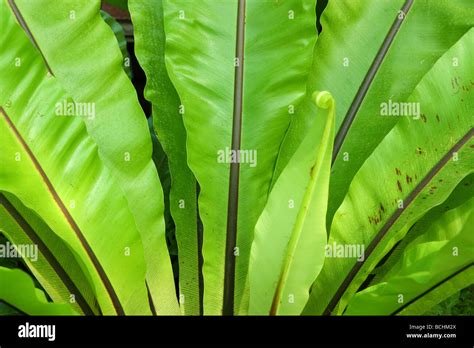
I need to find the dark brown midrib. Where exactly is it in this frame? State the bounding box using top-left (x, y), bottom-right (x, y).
top-left (223, 0), bottom-right (246, 316)
top-left (7, 0), bottom-right (54, 75)
top-left (0, 107), bottom-right (124, 315)
top-left (0, 193), bottom-right (95, 315)
top-left (324, 128), bottom-right (474, 315)
top-left (331, 0), bottom-right (414, 164)
top-left (391, 263), bottom-right (473, 315)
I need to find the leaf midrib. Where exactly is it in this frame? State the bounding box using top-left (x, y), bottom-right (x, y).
top-left (7, 0), bottom-right (54, 75)
top-left (222, 0), bottom-right (246, 316)
top-left (332, 0), bottom-right (414, 163)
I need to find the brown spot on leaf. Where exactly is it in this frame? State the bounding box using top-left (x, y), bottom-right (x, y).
top-left (368, 210), bottom-right (382, 225)
top-left (380, 203), bottom-right (385, 213)
top-left (416, 147), bottom-right (423, 155)
top-left (395, 168), bottom-right (401, 176)
top-left (436, 114), bottom-right (440, 122)
top-left (397, 180), bottom-right (402, 192)
top-left (406, 175), bottom-right (413, 184)
top-left (420, 114), bottom-right (427, 123)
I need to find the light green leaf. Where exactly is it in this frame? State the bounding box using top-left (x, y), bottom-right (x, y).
top-left (11, 0), bottom-right (179, 314)
top-left (162, 0), bottom-right (317, 315)
top-left (249, 91), bottom-right (334, 315)
top-left (129, 0), bottom-right (201, 315)
top-left (0, 267), bottom-right (78, 315)
top-left (0, 1), bottom-right (151, 315)
top-left (303, 28), bottom-right (474, 315)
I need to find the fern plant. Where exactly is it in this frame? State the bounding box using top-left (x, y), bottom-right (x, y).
top-left (0, 0), bottom-right (472, 316)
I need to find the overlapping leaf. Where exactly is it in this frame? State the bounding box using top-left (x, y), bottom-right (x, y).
top-left (0, 267), bottom-right (78, 315)
top-left (130, 0), bottom-right (201, 315)
top-left (273, 0), bottom-right (474, 229)
top-left (11, 0), bottom-right (179, 314)
top-left (344, 194), bottom-right (474, 315)
top-left (303, 28), bottom-right (474, 315)
top-left (249, 91), bottom-right (334, 315)
top-left (0, 1), bottom-right (151, 315)
top-left (0, 193), bottom-right (99, 315)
